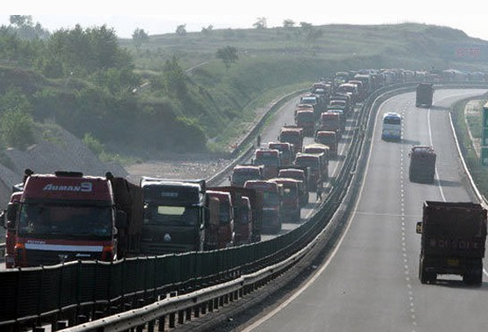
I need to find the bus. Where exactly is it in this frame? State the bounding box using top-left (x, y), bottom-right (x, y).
top-left (381, 112), bottom-right (402, 141)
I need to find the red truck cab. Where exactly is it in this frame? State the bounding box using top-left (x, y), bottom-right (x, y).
top-left (205, 190), bottom-right (235, 249)
top-left (295, 110), bottom-right (316, 137)
top-left (319, 112), bottom-right (342, 139)
top-left (230, 164), bottom-right (264, 187)
top-left (244, 180), bottom-right (283, 234)
top-left (253, 148), bottom-right (281, 179)
top-left (279, 126), bottom-right (304, 153)
top-left (269, 178), bottom-right (301, 222)
top-left (302, 144), bottom-right (330, 181)
top-left (267, 142), bottom-right (294, 166)
top-left (278, 167), bottom-right (310, 206)
top-left (315, 130), bottom-right (338, 158)
top-left (4, 171), bottom-right (132, 267)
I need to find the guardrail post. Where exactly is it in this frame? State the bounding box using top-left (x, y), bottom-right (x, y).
top-left (147, 319), bottom-right (155, 332)
top-left (168, 312), bottom-right (176, 328)
top-left (194, 305), bottom-right (200, 318)
top-left (185, 307), bottom-right (192, 321)
top-left (178, 310), bottom-right (185, 325)
top-left (157, 315), bottom-right (166, 332)
top-left (201, 302), bottom-right (207, 315)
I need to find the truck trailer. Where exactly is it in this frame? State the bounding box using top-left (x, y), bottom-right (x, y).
top-left (416, 201), bottom-right (487, 286)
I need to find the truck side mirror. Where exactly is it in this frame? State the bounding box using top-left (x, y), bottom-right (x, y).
top-left (6, 202), bottom-right (19, 228)
top-left (416, 222), bottom-right (422, 234)
top-left (116, 210), bottom-right (128, 229)
top-left (0, 210), bottom-right (5, 229)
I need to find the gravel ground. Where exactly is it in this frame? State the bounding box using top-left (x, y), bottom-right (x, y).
top-left (125, 154), bottom-right (233, 184)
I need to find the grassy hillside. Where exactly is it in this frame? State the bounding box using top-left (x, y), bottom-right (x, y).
top-left (2, 22), bottom-right (488, 161)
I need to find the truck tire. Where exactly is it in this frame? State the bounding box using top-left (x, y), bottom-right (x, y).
top-left (463, 270), bottom-right (482, 286)
top-left (419, 257), bottom-right (436, 284)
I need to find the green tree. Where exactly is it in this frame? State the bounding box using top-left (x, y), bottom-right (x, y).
top-left (201, 25), bottom-right (213, 36)
top-left (0, 109), bottom-right (35, 150)
top-left (176, 24), bottom-right (187, 36)
top-left (162, 56), bottom-right (188, 97)
top-left (132, 28), bottom-right (149, 51)
top-left (283, 19), bottom-right (295, 28)
top-left (0, 87), bottom-right (32, 114)
top-left (216, 46), bottom-right (239, 70)
top-left (253, 17), bottom-right (267, 29)
top-left (9, 15), bottom-right (33, 27)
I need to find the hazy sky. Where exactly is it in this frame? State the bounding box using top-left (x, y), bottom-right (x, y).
top-left (2, 1), bottom-right (488, 40)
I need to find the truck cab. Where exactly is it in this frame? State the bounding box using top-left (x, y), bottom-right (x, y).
top-left (6, 171), bottom-right (129, 267)
top-left (269, 178), bottom-right (301, 222)
top-left (244, 180), bottom-right (283, 234)
top-left (279, 126), bottom-right (304, 153)
top-left (278, 167), bottom-right (310, 206)
top-left (205, 190), bottom-right (235, 250)
top-left (140, 177), bottom-right (207, 254)
top-left (252, 148), bottom-right (281, 179)
top-left (267, 142), bottom-right (294, 166)
top-left (315, 130), bottom-right (339, 158)
top-left (230, 164), bottom-right (264, 187)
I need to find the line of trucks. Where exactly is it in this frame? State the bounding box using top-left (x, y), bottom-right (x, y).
top-left (228, 74), bottom-right (367, 234)
top-left (0, 169), bottom-right (264, 268)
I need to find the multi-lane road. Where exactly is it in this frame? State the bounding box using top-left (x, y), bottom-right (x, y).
top-left (244, 89), bottom-right (488, 332)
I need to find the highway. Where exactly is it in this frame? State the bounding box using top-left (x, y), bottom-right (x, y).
top-left (245, 89), bottom-right (488, 332)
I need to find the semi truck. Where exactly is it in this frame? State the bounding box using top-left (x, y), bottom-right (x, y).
top-left (294, 153), bottom-right (323, 191)
top-left (269, 178), bottom-right (301, 222)
top-left (208, 186), bottom-right (263, 244)
top-left (277, 166), bottom-right (310, 206)
top-left (319, 112), bottom-right (342, 140)
top-left (244, 180), bottom-right (283, 234)
top-left (315, 130), bottom-right (339, 158)
top-left (230, 164), bottom-right (264, 187)
top-left (2, 170), bottom-right (143, 268)
top-left (267, 142), bottom-right (294, 166)
top-left (416, 83), bottom-right (434, 107)
top-left (279, 126), bottom-right (304, 153)
top-left (409, 145), bottom-right (436, 183)
top-left (295, 109), bottom-right (316, 137)
top-left (205, 190), bottom-right (235, 249)
top-left (140, 177), bottom-right (208, 254)
top-left (252, 148), bottom-right (281, 179)
top-left (416, 201), bottom-right (487, 286)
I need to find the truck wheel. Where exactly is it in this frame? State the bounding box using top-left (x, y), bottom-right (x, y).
top-left (463, 270), bottom-right (482, 286)
top-left (419, 257), bottom-right (436, 284)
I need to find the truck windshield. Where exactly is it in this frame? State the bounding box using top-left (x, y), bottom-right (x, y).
top-left (255, 155), bottom-right (279, 166)
top-left (18, 203), bottom-right (113, 238)
top-left (263, 192), bottom-right (280, 206)
top-left (143, 204), bottom-right (199, 226)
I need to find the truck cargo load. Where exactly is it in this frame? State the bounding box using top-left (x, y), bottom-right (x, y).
top-left (416, 201), bottom-right (487, 286)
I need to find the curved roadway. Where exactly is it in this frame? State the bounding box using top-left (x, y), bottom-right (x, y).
top-left (244, 88), bottom-right (488, 332)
